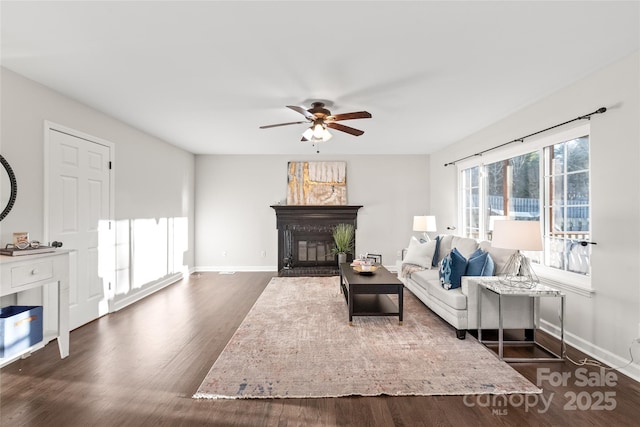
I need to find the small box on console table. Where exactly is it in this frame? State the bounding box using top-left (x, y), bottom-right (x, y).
top-left (0, 305), bottom-right (44, 358)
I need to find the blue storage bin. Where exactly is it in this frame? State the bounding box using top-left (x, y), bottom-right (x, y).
top-left (0, 306), bottom-right (44, 358)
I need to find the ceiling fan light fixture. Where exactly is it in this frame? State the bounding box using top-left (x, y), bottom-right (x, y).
top-left (302, 126), bottom-right (332, 142)
top-left (302, 128), bottom-right (314, 141)
top-left (312, 122), bottom-right (324, 139)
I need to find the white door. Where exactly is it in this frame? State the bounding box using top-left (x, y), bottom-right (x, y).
top-left (47, 125), bottom-right (114, 330)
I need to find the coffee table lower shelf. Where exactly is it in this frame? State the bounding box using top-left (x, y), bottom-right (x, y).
top-left (349, 294), bottom-right (401, 325)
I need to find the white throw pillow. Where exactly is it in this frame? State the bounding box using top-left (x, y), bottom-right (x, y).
top-left (403, 237), bottom-right (437, 269)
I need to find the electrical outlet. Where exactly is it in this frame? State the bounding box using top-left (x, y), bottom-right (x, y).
top-left (261, 251), bottom-right (266, 257)
top-left (222, 251), bottom-right (227, 257)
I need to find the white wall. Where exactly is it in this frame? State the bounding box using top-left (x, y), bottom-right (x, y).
top-left (0, 68), bottom-right (196, 307)
top-left (429, 52), bottom-right (640, 379)
top-left (195, 155), bottom-right (430, 270)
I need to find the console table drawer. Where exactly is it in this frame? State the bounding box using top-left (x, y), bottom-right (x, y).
top-left (11, 261), bottom-right (54, 289)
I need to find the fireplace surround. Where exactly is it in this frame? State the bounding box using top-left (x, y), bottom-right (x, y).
top-left (271, 205), bottom-right (362, 276)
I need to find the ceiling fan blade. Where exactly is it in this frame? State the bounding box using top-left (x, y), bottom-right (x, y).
top-left (327, 111), bottom-right (372, 121)
top-left (287, 105), bottom-right (315, 120)
top-left (326, 122), bottom-right (365, 136)
top-left (259, 121), bottom-right (308, 129)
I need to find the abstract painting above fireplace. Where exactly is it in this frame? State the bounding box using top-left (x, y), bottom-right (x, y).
top-left (287, 161), bottom-right (347, 205)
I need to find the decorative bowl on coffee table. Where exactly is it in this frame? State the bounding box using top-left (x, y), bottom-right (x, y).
top-left (352, 264), bottom-right (379, 275)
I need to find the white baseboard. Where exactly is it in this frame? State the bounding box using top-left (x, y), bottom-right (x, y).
top-left (112, 273), bottom-right (183, 312)
top-left (195, 265), bottom-right (278, 273)
top-left (195, 265), bottom-right (396, 273)
top-left (540, 319), bottom-right (640, 383)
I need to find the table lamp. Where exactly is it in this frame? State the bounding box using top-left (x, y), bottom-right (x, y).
top-left (413, 215), bottom-right (437, 242)
top-left (491, 220), bottom-right (543, 288)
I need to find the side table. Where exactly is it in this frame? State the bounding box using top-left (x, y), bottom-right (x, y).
top-left (478, 279), bottom-right (565, 362)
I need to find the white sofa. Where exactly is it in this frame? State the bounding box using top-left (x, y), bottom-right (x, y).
top-left (396, 235), bottom-right (535, 339)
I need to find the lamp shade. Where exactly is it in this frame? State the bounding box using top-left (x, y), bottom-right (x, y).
top-left (491, 220), bottom-right (543, 251)
top-left (413, 215), bottom-right (437, 232)
top-left (488, 215), bottom-right (507, 231)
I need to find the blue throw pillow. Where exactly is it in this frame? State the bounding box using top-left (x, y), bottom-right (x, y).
top-left (484, 253), bottom-right (495, 276)
top-left (440, 248), bottom-right (467, 290)
top-left (432, 235), bottom-right (441, 267)
top-left (439, 254), bottom-right (452, 287)
top-left (469, 248), bottom-right (483, 260)
top-left (466, 250), bottom-right (495, 276)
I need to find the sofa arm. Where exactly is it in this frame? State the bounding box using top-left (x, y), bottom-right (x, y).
top-left (462, 276), bottom-right (485, 328)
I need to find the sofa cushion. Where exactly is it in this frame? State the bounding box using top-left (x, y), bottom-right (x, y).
top-left (479, 241), bottom-right (518, 275)
top-left (435, 234), bottom-right (455, 264)
top-left (410, 269), bottom-right (467, 310)
top-left (466, 250), bottom-right (495, 276)
top-left (426, 277), bottom-right (467, 310)
top-left (434, 235), bottom-right (479, 264)
top-left (410, 268), bottom-right (439, 290)
top-left (451, 236), bottom-right (480, 259)
top-left (403, 236), bottom-right (437, 269)
top-left (439, 248), bottom-right (467, 290)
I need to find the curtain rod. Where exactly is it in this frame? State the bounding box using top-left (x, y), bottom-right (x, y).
top-left (444, 107), bottom-right (607, 167)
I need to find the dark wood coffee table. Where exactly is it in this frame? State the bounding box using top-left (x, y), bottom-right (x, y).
top-left (339, 263), bottom-right (404, 325)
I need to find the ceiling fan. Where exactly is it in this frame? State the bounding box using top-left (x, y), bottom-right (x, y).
top-left (260, 102), bottom-right (372, 142)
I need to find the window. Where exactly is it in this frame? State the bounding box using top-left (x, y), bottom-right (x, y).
top-left (461, 166), bottom-right (480, 239)
top-left (544, 136), bottom-right (590, 275)
top-left (459, 125), bottom-right (592, 284)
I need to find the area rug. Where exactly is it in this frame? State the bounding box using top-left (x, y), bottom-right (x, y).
top-left (193, 276), bottom-right (541, 399)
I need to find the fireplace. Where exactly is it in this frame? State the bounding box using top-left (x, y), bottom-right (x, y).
top-left (271, 205), bottom-right (362, 276)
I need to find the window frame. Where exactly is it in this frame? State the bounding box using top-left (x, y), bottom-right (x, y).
top-left (456, 123), bottom-right (593, 294)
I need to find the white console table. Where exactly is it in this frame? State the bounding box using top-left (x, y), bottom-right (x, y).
top-left (0, 250), bottom-right (70, 365)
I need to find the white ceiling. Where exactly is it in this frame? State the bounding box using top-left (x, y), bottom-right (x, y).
top-left (1, 1), bottom-right (638, 155)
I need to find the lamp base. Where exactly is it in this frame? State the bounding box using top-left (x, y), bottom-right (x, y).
top-left (498, 251), bottom-right (539, 289)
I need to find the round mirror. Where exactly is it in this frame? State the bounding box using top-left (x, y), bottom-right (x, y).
top-left (0, 154), bottom-right (17, 221)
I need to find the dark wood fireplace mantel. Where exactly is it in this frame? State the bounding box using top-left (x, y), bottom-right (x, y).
top-left (271, 205), bottom-right (362, 276)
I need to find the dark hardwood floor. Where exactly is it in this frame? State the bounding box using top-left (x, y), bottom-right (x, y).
top-left (1, 272), bottom-right (639, 426)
